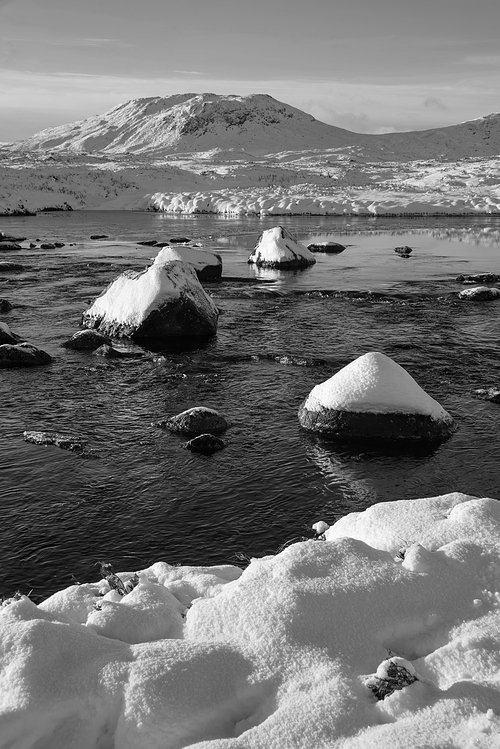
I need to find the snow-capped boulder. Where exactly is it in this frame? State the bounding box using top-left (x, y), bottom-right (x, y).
top-left (458, 286), bottom-right (500, 301)
top-left (307, 241), bottom-right (346, 254)
top-left (0, 343), bottom-right (51, 367)
top-left (153, 245), bottom-right (222, 282)
top-left (82, 260), bottom-right (218, 342)
top-left (248, 226), bottom-right (316, 269)
top-left (153, 406), bottom-right (228, 435)
top-left (298, 351), bottom-right (455, 443)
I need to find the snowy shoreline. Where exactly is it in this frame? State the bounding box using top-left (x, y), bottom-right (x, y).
top-left (2, 491), bottom-right (500, 748)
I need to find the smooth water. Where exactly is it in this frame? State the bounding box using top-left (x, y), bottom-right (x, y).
top-left (1, 212), bottom-right (500, 601)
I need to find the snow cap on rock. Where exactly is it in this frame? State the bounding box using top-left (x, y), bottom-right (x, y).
top-left (302, 351), bottom-right (450, 419)
top-left (82, 260), bottom-right (218, 341)
top-left (153, 245), bottom-right (222, 281)
top-left (248, 226), bottom-right (315, 268)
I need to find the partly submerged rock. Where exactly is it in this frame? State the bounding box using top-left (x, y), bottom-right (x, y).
top-left (153, 406), bottom-right (228, 436)
top-left (93, 344), bottom-right (143, 359)
top-left (298, 351), bottom-right (455, 443)
top-left (0, 299), bottom-right (13, 313)
top-left (0, 241), bottom-right (22, 251)
top-left (82, 260), bottom-right (218, 343)
top-left (62, 329), bottom-right (112, 351)
top-left (458, 286), bottom-right (500, 301)
top-left (90, 234), bottom-right (108, 240)
top-left (307, 241), bottom-right (346, 254)
top-left (394, 246), bottom-right (413, 256)
top-left (0, 321), bottom-right (22, 345)
top-left (457, 272), bottom-right (500, 285)
top-left (248, 226), bottom-right (316, 269)
top-left (23, 430), bottom-right (86, 452)
top-left (169, 237), bottom-right (190, 244)
top-left (473, 388), bottom-right (500, 404)
top-left (0, 343), bottom-right (51, 367)
top-left (40, 243), bottom-right (56, 250)
top-left (153, 245), bottom-right (222, 282)
top-left (184, 433), bottom-right (226, 455)
top-left (0, 232), bottom-right (26, 242)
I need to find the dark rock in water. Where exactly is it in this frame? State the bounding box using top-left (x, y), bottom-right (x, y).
top-left (169, 237), bottom-right (190, 244)
top-left (29, 243), bottom-right (37, 249)
top-left (40, 243), bottom-right (56, 250)
top-left (138, 239), bottom-right (159, 246)
top-left (366, 659), bottom-right (418, 701)
top-left (0, 343), bottom-right (52, 367)
top-left (0, 242), bottom-right (22, 251)
top-left (473, 388), bottom-right (500, 404)
top-left (23, 430), bottom-right (86, 452)
top-left (394, 246), bottom-right (412, 256)
top-left (0, 323), bottom-right (22, 345)
top-left (90, 234), bottom-right (109, 240)
top-left (307, 242), bottom-right (346, 254)
top-left (248, 226), bottom-right (316, 269)
top-left (0, 299), bottom-right (13, 313)
top-left (54, 242), bottom-right (65, 248)
top-left (458, 286), bottom-right (500, 301)
top-left (0, 262), bottom-right (25, 272)
top-left (298, 352), bottom-right (455, 444)
top-left (82, 260), bottom-right (218, 342)
top-left (62, 329), bottom-right (112, 351)
top-left (184, 433), bottom-right (225, 455)
top-left (457, 273), bottom-right (500, 285)
top-left (153, 406), bottom-right (228, 435)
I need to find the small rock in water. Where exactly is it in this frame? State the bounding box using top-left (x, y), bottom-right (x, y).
top-left (40, 243), bottom-right (56, 250)
top-left (184, 433), bottom-right (225, 455)
top-left (0, 232), bottom-right (26, 242)
top-left (456, 272), bottom-right (500, 285)
top-left (23, 430), bottom-right (86, 452)
top-left (90, 234), bottom-right (109, 240)
top-left (307, 242), bottom-right (346, 254)
top-left (138, 239), bottom-right (159, 246)
top-left (153, 406), bottom-right (228, 435)
top-left (394, 246), bottom-right (413, 256)
top-left (473, 388), bottom-right (500, 404)
top-left (0, 299), bottom-right (13, 313)
top-left (54, 242), bottom-right (65, 248)
top-left (62, 330), bottom-right (112, 351)
top-left (0, 343), bottom-right (51, 368)
top-left (458, 286), bottom-right (500, 301)
top-left (0, 242), bottom-right (22, 251)
top-left (169, 237), bottom-right (191, 244)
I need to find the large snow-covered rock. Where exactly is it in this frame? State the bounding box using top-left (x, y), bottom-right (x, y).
top-left (82, 260), bottom-right (218, 342)
top-left (248, 226), bottom-right (316, 269)
top-left (298, 351), bottom-right (454, 442)
top-left (153, 245), bottom-right (222, 281)
top-left (458, 285), bottom-right (500, 301)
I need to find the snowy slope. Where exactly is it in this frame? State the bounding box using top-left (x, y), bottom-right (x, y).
top-left (6, 93), bottom-right (362, 157)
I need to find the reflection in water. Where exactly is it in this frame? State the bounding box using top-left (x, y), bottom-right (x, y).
top-left (304, 441), bottom-right (377, 509)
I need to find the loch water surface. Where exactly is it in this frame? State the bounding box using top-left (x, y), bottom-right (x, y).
top-left (1, 212), bottom-right (500, 600)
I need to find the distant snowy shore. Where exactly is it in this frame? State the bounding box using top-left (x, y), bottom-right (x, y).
top-left (2, 492), bottom-right (500, 748)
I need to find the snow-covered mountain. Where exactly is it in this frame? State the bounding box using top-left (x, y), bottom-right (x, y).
top-left (5, 93), bottom-right (500, 161)
top-left (6, 93), bottom-right (362, 157)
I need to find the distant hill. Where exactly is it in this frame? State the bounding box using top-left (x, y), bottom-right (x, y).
top-left (6, 93), bottom-right (362, 157)
top-left (4, 93), bottom-right (500, 161)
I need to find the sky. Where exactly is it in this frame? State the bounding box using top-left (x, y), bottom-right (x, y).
top-left (0, 0), bottom-right (499, 142)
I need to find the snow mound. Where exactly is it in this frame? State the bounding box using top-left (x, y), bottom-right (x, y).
top-left (82, 260), bottom-right (218, 342)
top-left (247, 226), bottom-right (315, 269)
top-left (2, 493), bottom-right (500, 747)
top-left (153, 245), bottom-right (222, 281)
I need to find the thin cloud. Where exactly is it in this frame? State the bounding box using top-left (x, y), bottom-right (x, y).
top-left (423, 97), bottom-right (448, 111)
top-left (461, 55), bottom-right (500, 66)
top-left (173, 70), bottom-right (203, 75)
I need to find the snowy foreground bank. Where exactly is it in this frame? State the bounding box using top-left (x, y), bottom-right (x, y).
top-left (2, 493), bottom-right (500, 748)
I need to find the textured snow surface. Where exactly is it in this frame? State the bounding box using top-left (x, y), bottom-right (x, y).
top-left (247, 226), bottom-right (315, 265)
top-left (2, 492), bottom-right (500, 748)
top-left (84, 260), bottom-right (218, 329)
top-left (302, 352), bottom-right (451, 420)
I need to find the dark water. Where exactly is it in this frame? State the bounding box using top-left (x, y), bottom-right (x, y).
top-left (1, 212), bottom-right (500, 601)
